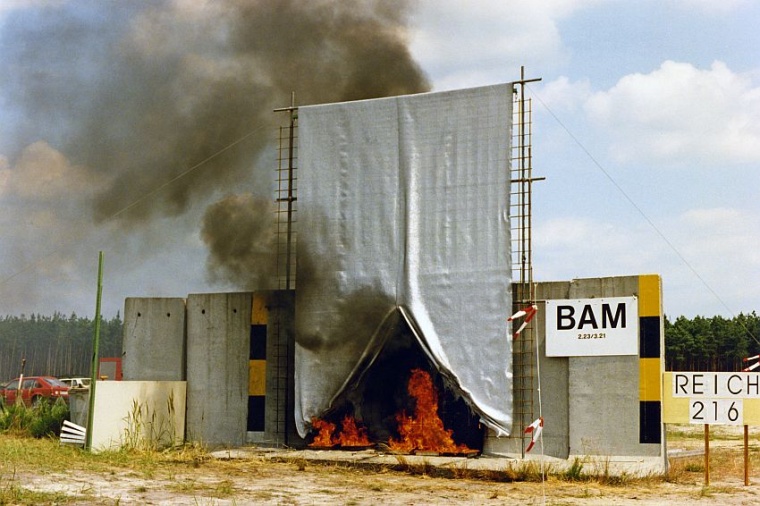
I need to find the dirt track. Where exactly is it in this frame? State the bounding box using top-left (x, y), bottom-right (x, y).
top-left (5, 424), bottom-right (760, 505)
top-left (11, 447), bottom-right (760, 505)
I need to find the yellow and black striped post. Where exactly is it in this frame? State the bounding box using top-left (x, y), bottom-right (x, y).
top-left (638, 274), bottom-right (663, 444)
top-left (248, 293), bottom-right (268, 432)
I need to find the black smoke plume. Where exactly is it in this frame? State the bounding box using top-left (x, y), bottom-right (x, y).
top-left (0, 0), bottom-right (429, 295)
top-left (201, 194), bottom-right (277, 290)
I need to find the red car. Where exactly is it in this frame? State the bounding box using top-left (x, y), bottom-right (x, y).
top-left (0, 376), bottom-right (70, 406)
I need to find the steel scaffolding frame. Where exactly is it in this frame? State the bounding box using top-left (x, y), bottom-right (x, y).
top-left (511, 68), bottom-right (542, 455)
top-left (274, 73), bottom-right (543, 453)
top-left (274, 94), bottom-right (298, 290)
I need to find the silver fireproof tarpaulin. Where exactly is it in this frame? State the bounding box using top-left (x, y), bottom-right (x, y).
top-left (295, 83), bottom-right (513, 437)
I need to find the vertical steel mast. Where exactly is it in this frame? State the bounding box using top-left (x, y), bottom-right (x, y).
top-left (274, 93), bottom-right (298, 290)
top-left (511, 67), bottom-right (543, 454)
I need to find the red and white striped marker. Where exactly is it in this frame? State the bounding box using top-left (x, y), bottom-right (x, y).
top-left (524, 417), bottom-right (543, 453)
top-left (508, 305), bottom-right (538, 339)
top-left (743, 355), bottom-right (760, 372)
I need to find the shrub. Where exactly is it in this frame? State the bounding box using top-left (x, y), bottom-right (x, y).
top-left (564, 457), bottom-right (585, 481)
top-left (0, 399), bottom-right (70, 438)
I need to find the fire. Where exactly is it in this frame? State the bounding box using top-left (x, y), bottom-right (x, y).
top-left (309, 418), bottom-right (337, 447)
top-left (388, 368), bottom-right (472, 454)
top-left (336, 415), bottom-right (371, 446)
top-left (309, 415), bottom-right (371, 447)
top-left (309, 368), bottom-right (472, 454)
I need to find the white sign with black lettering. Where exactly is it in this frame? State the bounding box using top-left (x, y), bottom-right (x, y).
top-left (671, 372), bottom-right (760, 425)
top-left (689, 399), bottom-right (743, 425)
top-left (672, 372), bottom-right (760, 399)
top-left (545, 296), bottom-right (638, 357)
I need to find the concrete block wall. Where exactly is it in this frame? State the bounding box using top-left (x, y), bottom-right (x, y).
top-left (246, 290), bottom-right (301, 447)
top-left (120, 278), bottom-right (663, 457)
top-left (485, 274), bottom-right (665, 464)
top-left (185, 292), bottom-right (252, 448)
top-left (122, 298), bottom-right (187, 381)
top-left (121, 291), bottom-right (300, 449)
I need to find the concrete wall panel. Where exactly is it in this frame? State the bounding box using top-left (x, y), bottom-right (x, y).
top-left (185, 292), bottom-right (252, 448)
top-left (534, 281), bottom-right (572, 458)
top-left (485, 275), bottom-right (665, 467)
top-left (567, 276), bottom-right (657, 457)
top-left (246, 290), bottom-right (302, 447)
top-left (122, 298), bottom-right (186, 381)
top-left (485, 281), bottom-right (571, 457)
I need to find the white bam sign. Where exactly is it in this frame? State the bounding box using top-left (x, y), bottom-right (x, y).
top-left (545, 297), bottom-right (638, 357)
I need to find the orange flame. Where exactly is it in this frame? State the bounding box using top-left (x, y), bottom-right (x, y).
top-left (388, 368), bottom-right (472, 454)
top-left (336, 415), bottom-right (371, 447)
top-left (309, 415), bottom-right (372, 447)
top-left (309, 417), bottom-right (336, 447)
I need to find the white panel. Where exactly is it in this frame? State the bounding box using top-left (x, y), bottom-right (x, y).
top-left (296, 84), bottom-right (513, 436)
top-left (545, 297), bottom-right (638, 357)
top-left (90, 381), bottom-right (186, 452)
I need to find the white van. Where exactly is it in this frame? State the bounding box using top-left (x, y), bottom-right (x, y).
top-left (59, 377), bottom-right (91, 389)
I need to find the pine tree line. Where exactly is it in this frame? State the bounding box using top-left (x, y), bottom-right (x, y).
top-left (0, 312), bottom-right (122, 382)
top-left (1, 310), bottom-right (758, 381)
top-left (665, 312), bottom-right (760, 372)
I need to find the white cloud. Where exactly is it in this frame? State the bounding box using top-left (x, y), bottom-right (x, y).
top-left (0, 142), bottom-right (104, 293)
top-left (535, 216), bottom-right (596, 248)
top-left (585, 61), bottom-right (760, 165)
top-left (680, 207), bottom-right (743, 228)
top-left (677, 207), bottom-right (760, 269)
top-left (2, 141), bottom-right (102, 201)
top-left (669, 207), bottom-right (760, 315)
top-left (411, 0), bottom-right (604, 90)
top-left (533, 76), bottom-right (592, 112)
top-left (534, 207), bottom-right (760, 317)
top-left (0, 155), bottom-right (9, 195)
top-left (0, 0), bottom-right (63, 13)
top-left (535, 215), bottom-right (655, 280)
top-left (668, 0), bottom-right (749, 14)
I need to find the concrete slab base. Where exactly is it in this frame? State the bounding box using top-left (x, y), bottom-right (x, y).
top-left (209, 447), bottom-right (668, 478)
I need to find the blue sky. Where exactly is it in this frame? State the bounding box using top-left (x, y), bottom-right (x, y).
top-left (0, 0), bottom-right (758, 319)
top-left (408, 0), bottom-right (760, 318)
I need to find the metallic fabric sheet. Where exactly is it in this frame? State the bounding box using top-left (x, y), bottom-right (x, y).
top-left (295, 84), bottom-right (513, 437)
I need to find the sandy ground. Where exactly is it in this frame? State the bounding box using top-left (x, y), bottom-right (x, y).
top-left (12, 461), bottom-right (760, 505)
top-left (5, 424), bottom-right (760, 505)
top-left (9, 441), bottom-right (760, 505)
